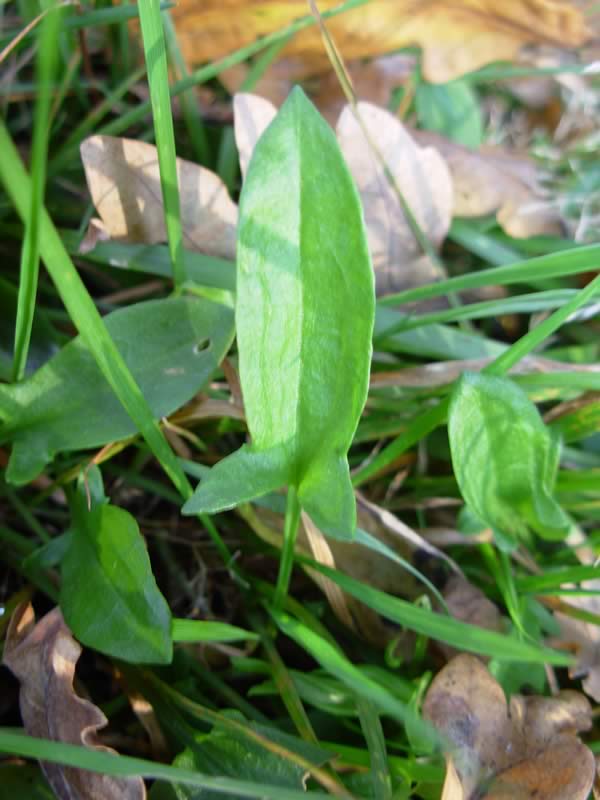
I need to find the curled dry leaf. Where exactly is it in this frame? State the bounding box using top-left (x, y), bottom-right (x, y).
top-left (336, 102), bottom-right (452, 296)
top-left (170, 0), bottom-right (588, 84)
top-left (413, 129), bottom-right (562, 238)
top-left (423, 654), bottom-right (595, 800)
top-left (80, 135), bottom-right (238, 259)
top-left (3, 603), bottom-right (146, 800)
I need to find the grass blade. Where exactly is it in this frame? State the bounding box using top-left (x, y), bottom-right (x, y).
top-left (0, 730), bottom-right (333, 800)
top-left (270, 608), bottom-right (439, 746)
top-left (298, 558), bottom-right (573, 665)
top-left (379, 243), bottom-right (600, 308)
top-left (137, 0), bottom-right (185, 287)
top-left (356, 698), bottom-right (392, 800)
top-left (11, 5), bottom-right (63, 381)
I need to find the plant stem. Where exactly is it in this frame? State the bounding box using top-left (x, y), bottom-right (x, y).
top-left (273, 485), bottom-right (301, 610)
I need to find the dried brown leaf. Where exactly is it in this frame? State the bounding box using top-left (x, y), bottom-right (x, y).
top-left (171, 0), bottom-right (588, 84)
top-left (423, 654), bottom-right (595, 800)
top-left (3, 603), bottom-right (146, 800)
top-left (336, 102), bottom-right (453, 296)
top-left (80, 135), bottom-right (238, 259)
top-left (413, 129), bottom-right (562, 237)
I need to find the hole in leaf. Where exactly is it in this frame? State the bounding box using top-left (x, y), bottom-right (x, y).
top-left (193, 338), bottom-right (211, 355)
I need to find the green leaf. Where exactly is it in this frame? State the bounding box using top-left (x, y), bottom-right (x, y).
top-left (172, 619), bottom-right (258, 644)
top-left (448, 372), bottom-right (570, 545)
top-left (184, 87), bottom-right (375, 540)
top-left (0, 296), bottom-right (233, 485)
top-left (171, 724), bottom-right (315, 800)
top-left (60, 469), bottom-right (172, 664)
top-left (415, 79), bottom-right (483, 148)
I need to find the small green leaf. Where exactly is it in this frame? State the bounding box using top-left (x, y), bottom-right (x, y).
top-left (448, 372), bottom-right (570, 545)
top-left (171, 722), bottom-right (321, 800)
top-left (183, 87), bottom-right (375, 540)
top-left (60, 469), bottom-right (172, 664)
top-left (415, 79), bottom-right (483, 148)
top-left (0, 296), bottom-right (233, 485)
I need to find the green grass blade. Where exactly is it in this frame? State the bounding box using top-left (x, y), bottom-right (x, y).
top-left (378, 244), bottom-right (600, 308)
top-left (171, 619), bottom-right (258, 643)
top-left (486, 274), bottom-right (600, 376)
top-left (356, 699), bottom-right (392, 800)
top-left (352, 401), bottom-right (448, 487)
top-left (137, 0), bottom-right (185, 288)
top-left (0, 730), bottom-right (333, 800)
top-left (376, 289), bottom-right (596, 339)
top-left (298, 558), bottom-right (573, 665)
top-left (11, 5), bottom-right (63, 381)
top-left (516, 566), bottom-right (600, 593)
top-left (269, 608), bottom-right (439, 745)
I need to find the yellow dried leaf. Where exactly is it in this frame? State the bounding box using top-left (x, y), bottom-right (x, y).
top-left (413, 129), bottom-right (562, 237)
top-left (171, 0), bottom-right (588, 84)
top-left (80, 135), bottom-right (238, 259)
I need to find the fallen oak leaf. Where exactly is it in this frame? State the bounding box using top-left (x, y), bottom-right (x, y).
top-left (170, 0), bottom-right (589, 84)
top-left (3, 603), bottom-right (146, 800)
top-left (80, 135), bottom-right (238, 260)
top-left (413, 129), bottom-right (562, 238)
top-left (423, 654), bottom-right (595, 800)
